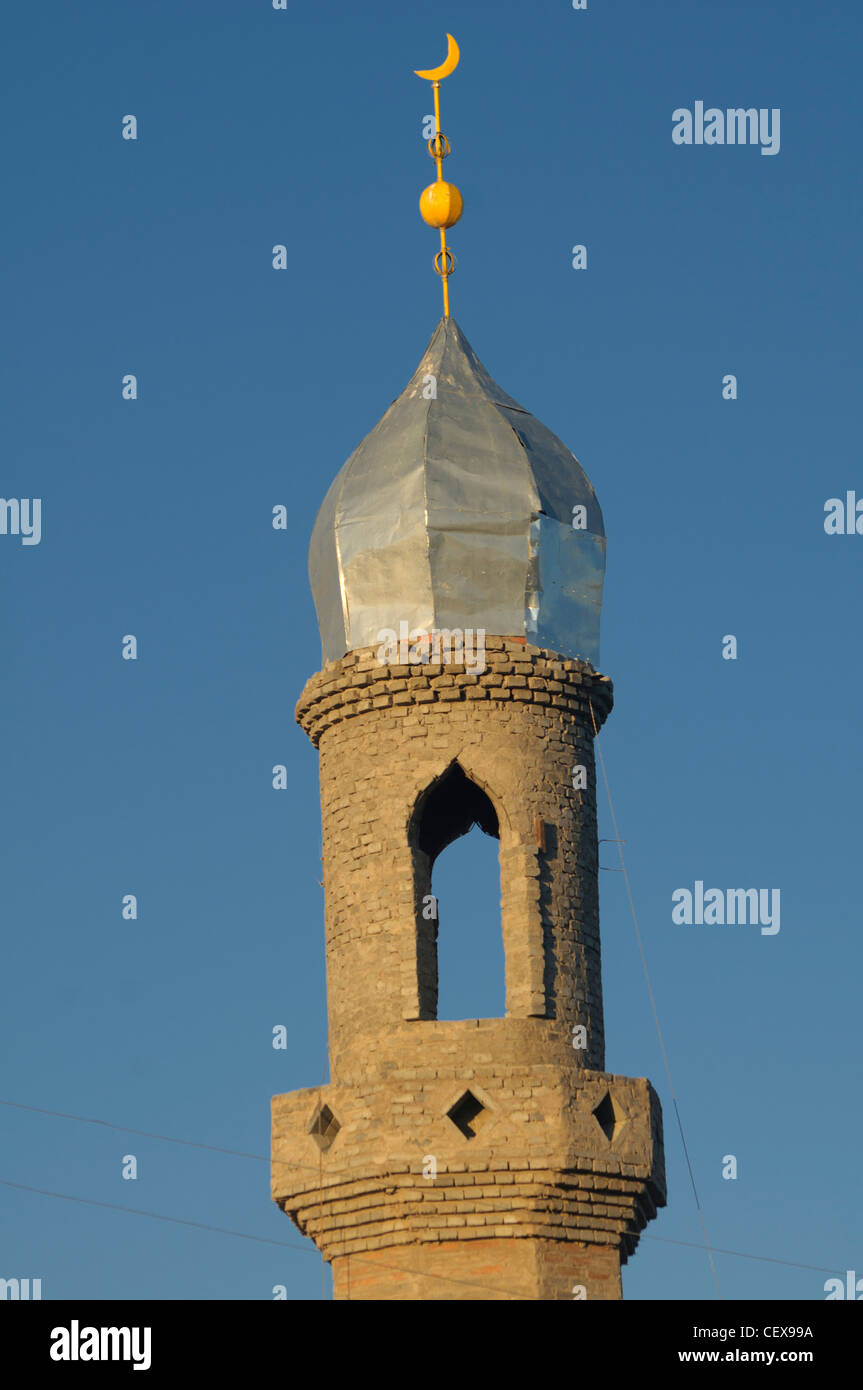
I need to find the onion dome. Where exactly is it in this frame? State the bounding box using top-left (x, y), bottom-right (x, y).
top-left (309, 316), bottom-right (605, 666)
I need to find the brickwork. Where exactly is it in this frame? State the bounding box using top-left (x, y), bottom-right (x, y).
top-left (331, 1238), bottom-right (622, 1301)
top-left (296, 639), bottom-right (613, 1074)
top-left (272, 637), bottom-right (665, 1299)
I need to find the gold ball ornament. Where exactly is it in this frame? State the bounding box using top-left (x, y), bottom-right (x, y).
top-left (419, 181), bottom-right (463, 229)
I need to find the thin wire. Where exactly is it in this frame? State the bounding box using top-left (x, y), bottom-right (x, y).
top-left (0, 1177), bottom-right (304, 1249)
top-left (0, 1099), bottom-right (273, 1163)
top-left (0, 1096), bottom-right (836, 1279)
top-left (639, 1232), bottom-right (843, 1275)
top-left (0, 1176), bottom-right (534, 1300)
top-left (1, 1174), bottom-right (838, 1297)
top-left (589, 699), bottom-right (722, 1301)
top-left (0, 1097), bottom-right (321, 1180)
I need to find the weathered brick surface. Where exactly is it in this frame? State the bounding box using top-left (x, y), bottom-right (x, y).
top-left (272, 638), bottom-right (665, 1299)
top-left (331, 1238), bottom-right (622, 1301)
top-left (297, 642), bottom-right (612, 1070)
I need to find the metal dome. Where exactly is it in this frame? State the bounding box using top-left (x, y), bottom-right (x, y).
top-left (309, 316), bottom-right (605, 665)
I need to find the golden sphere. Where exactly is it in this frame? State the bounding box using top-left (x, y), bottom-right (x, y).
top-left (419, 181), bottom-right (463, 229)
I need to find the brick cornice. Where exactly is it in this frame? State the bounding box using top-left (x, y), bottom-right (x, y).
top-left (296, 640), bottom-right (614, 747)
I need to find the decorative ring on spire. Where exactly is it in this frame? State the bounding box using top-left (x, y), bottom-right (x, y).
top-left (427, 133), bottom-right (451, 160)
top-left (434, 247), bottom-right (456, 277)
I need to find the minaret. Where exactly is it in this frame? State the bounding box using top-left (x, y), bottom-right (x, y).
top-left (271, 36), bottom-right (665, 1301)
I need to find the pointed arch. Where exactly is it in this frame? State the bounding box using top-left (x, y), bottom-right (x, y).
top-left (409, 762), bottom-right (502, 1019)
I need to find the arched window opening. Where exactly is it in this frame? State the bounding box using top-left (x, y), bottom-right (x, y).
top-left (411, 764), bottom-right (505, 1020)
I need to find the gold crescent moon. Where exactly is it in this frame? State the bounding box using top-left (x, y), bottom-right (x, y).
top-left (414, 33), bottom-right (460, 82)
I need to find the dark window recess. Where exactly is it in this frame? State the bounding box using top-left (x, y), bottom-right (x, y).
top-left (411, 763), bottom-right (504, 1021)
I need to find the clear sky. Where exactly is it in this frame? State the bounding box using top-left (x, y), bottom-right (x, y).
top-left (2, 0), bottom-right (860, 1301)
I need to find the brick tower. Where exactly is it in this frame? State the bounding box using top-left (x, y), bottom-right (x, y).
top-left (271, 316), bottom-right (666, 1300)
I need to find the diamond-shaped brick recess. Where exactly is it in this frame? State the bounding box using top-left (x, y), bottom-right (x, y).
top-left (308, 1103), bottom-right (340, 1152)
top-left (592, 1090), bottom-right (626, 1143)
top-left (447, 1090), bottom-right (489, 1140)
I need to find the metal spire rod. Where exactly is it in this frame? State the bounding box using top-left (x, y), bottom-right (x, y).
top-left (414, 34), bottom-right (463, 318)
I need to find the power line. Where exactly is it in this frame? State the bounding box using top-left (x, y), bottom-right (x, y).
top-left (590, 700), bottom-right (722, 1300)
top-left (0, 1177), bottom-right (303, 1250)
top-left (1, 1173), bottom-right (838, 1296)
top-left (0, 1097), bottom-right (332, 1179)
top-left (640, 1232), bottom-right (843, 1276)
top-left (0, 1177), bottom-right (536, 1300)
top-left (0, 1099), bottom-right (271, 1163)
top-left (0, 1097), bottom-right (837, 1279)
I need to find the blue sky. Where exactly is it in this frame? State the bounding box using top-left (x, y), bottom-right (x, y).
top-left (2, 0), bottom-right (860, 1300)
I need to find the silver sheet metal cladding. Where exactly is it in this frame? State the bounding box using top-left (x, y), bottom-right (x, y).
top-left (308, 317), bottom-right (605, 665)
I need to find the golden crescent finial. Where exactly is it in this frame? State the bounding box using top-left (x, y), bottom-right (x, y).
top-left (414, 33), bottom-right (460, 82)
